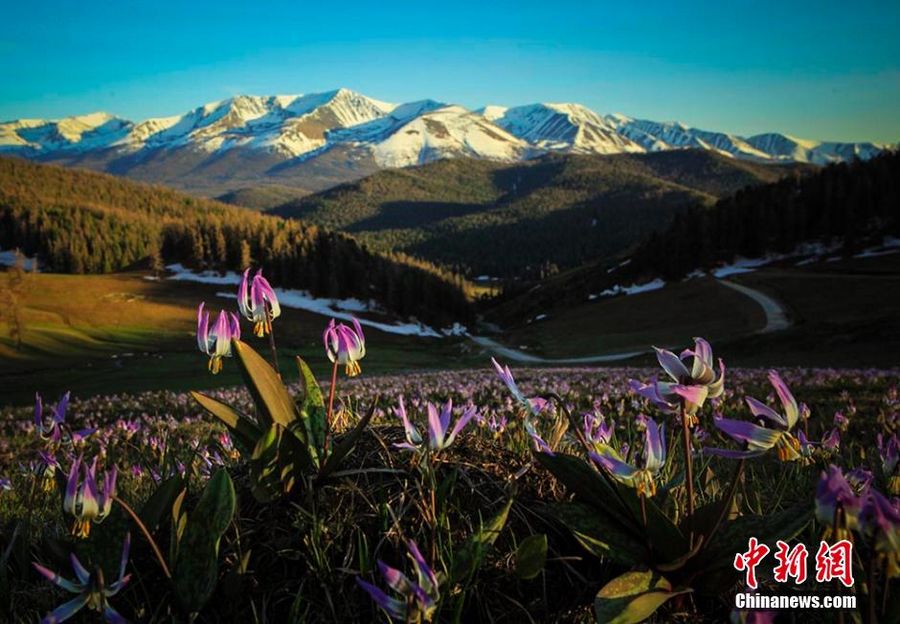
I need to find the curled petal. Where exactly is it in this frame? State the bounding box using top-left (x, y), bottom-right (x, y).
top-left (767, 370), bottom-right (799, 429)
top-left (654, 347), bottom-right (691, 382)
top-left (41, 593), bottom-right (90, 623)
top-left (714, 417), bottom-right (782, 450)
top-left (32, 562), bottom-right (83, 593)
top-left (356, 578), bottom-right (405, 621)
top-left (407, 540), bottom-right (438, 595)
top-left (745, 397), bottom-right (788, 428)
top-left (196, 303), bottom-right (210, 355)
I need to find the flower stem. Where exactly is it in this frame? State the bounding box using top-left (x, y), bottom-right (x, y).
top-left (113, 494), bottom-right (172, 579)
top-left (266, 303), bottom-right (280, 377)
top-left (681, 404), bottom-right (695, 547)
top-left (324, 360), bottom-right (339, 455)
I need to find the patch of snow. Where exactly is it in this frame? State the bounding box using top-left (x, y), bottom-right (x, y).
top-left (853, 236), bottom-right (900, 259)
top-left (165, 264), bottom-right (452, 338)
top-left (0, 249), bottom-right (39, 271)
top-left (599, 278), bottom-right (666, 297)
top-left (711, 257), bottom-right (772, 278)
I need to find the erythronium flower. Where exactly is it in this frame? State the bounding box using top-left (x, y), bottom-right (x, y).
top-left (237, 268), bottom-right (281, 337)
top-left (37, 450), bottom-right (59, 492)
top-left (633, 337), bottom-right (725, 419)
top-left (197, 303), bottom-right (241, 374)
top-left (590, 417), bottom-right (666, 497)
top-left (583, 413), bottom-right (615, 451)
top-left (323, 318), bottom-right (366, 377)
top-left (33, 533), bottom-right (131, 624)
top-left (34, 391), bottom-right (68, 442)
top-left (0, 477), bottom-right (11, 492)
top-left (815, 465), bottom-right (863, 531)
top-left (356, 539), bottom-right (439, 622)
top-left (491, 358), bottom-right (553, 453)
top-left (394, 397), bottom-right (476, 453)
top-left (63, 457), bottom-right (116, 539)
top-left (704, 370), bottom-right (804, 462)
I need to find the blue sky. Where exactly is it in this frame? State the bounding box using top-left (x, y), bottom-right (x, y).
top-left (2, 1), bottom-right (898, 142)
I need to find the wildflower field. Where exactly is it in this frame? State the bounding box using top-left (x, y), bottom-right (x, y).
top-left (0, 274), bottom-right (897, 623)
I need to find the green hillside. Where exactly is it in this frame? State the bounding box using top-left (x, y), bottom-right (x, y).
top-left (271, 150), bottom-right (808, 277)
top-left (0, 157), bottom-right (472, 325)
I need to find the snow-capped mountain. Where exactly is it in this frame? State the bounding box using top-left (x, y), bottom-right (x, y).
top-left (491, 103), bottom-right (644, 154)
top-left (0, 88), bottom-right (892, 193)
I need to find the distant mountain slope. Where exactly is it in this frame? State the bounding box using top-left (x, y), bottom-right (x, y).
top-left (0, 157), bottom-right (472, 325)
top-left (490, 149), bottom-right (900, 323)
top-left (1, 88), bottom-right (889, 194)
top-left (271, 150), bottom-right (810, 277)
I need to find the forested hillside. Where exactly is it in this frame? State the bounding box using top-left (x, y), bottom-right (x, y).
top-left (630, 150), bottom-right (900, 278)
top-left (492, 150), bottom-right (899, 320)
top-left (271, 150), bottom-right (808, 277)
top-left (0, 157), bottom-right (472, 325)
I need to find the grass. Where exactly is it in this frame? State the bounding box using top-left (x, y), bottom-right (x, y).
top-left (502, 277), bottom-right (763, 357)
top-left (0, 271), bottom-right (482, 406)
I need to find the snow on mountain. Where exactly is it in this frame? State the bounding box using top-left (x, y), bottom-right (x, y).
top-left (494, 103), bottom-right (644, 154)
top-left (0, 89), bottom-right (892, 180)
top-left (745, 133), bottom-right (886, 165)
top-left (366, 105), bottom-right (527, 167)
top-left (606, 116), bottom-right (771, 160)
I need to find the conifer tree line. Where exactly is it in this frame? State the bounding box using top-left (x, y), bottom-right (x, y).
top-left (628, 150), bottom-right (900, 280)
top-left (0, 157), bottom-right (472, 325)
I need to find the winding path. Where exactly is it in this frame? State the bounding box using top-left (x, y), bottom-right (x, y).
top-left (718, 279), bottom-right (791, 333)
top-left (469, 278), bottom-right (791, 363)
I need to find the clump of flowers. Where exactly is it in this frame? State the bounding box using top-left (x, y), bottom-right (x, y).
top-left (591, 416), bottom-right (666, 497)
top-left (394, 396), bottom-right (476, 453)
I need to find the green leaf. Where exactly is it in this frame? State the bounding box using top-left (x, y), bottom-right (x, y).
top-left (140, 474), bottom-right (185, 533)
top-left (515, 534), bottom-right (548, 580)
top-left (294, 357), bottom-right (327, 466)
top-left (190, 391), bottom-right (261, 454)
top-left (450, 497), bottom-right (513, 585)
top-left (173, 470), bottom-right (236, 615)
top-left (232, 339), bottom-right (298, 429)
top-left (535, 453), bottom-right (633, 526)
top-left (317, 397), bottom-right (378, 481)
top-left (535, 453), bottom-right (688, 563)
top-left (548, 502), bottom-right (647, 566)
top-left (594, 569), bottom-right (690, 624)
top-left (692, 501), bottom-right (812, 594)
top-left (296, 356), bottom-right (325, 409)
top-left (696, 500), bottom-right (812, 572)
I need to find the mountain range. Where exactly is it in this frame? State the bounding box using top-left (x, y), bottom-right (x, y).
top-left (1, 88), bottom-right (892, 195)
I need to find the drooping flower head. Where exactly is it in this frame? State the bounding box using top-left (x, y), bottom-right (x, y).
top-left (63, 456), bottom-right (117, 539)
top-left (394, 397), bottom-right (477, 453)
top-left (237, 268), bottom-right (281, 337)
top-left (34, 392), bottom-right (68, 442)
top-left (591, 417), bottom-right (666, 497)
top-left (356, 539), bottom-right (439, 622)
top-left (632, 337), bottom-right (725, 420)
top-left (197, 303), bottom-right (241, 374)
top-left (323, 318), bottom-right (366, 377)
top-left (33, 533), bottom-right (131, 623)
top-left (705, 370), bottom-right (805, 462)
